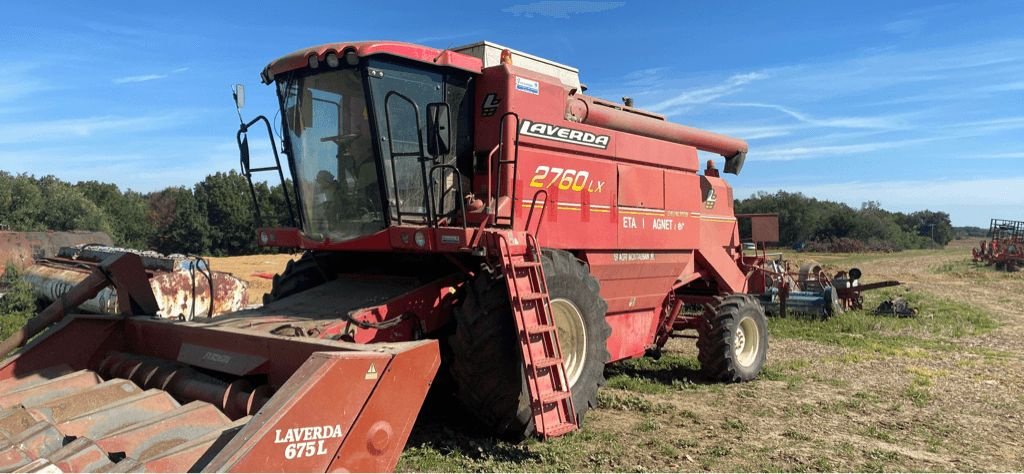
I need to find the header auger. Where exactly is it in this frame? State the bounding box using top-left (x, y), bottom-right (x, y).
top-left (2, 40), bottom-right (780, 471)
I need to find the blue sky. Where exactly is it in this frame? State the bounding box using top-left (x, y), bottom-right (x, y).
top-left (1, 1), bottom-right (1022, 226)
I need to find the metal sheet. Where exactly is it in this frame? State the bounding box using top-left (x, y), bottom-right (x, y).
top-left (23, 262), bottom-right (249, 319)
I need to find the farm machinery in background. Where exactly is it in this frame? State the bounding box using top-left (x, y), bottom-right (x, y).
top-left (973, 218), bottom-right (1024, 271)
top-left (732, 214), bottom-right (901, 320)
top-left (0, 40), bottom-right (862, 472)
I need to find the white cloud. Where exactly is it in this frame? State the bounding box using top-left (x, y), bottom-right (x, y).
top-left (0, 64), bottom-right (48, 104)
top-left (883, 18), bottom-right (925, 36)
top-left (968, 152), bottom-right (1024, 159)
top-left (112, 66), bottom-right (189, 84)
top-left (751, 137), bottom-right (940, 161)
top-left (113, 74), bottom-right (167, 84)
top-left (502, 1), bottom-right (625, 19)
top-left (646, 72), bottom-right (766, 114)
top-left (0, 112), bottom-right (188, 144)
top-left (719, 102), bottom-right (907, 130)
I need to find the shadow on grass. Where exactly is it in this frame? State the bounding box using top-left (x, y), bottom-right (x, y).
top-left (400, 387), bottom-right (542, 470)
top-left (602, 351), bottom-right (714, 392)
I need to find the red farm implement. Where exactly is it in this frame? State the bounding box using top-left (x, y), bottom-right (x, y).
top-left (973, 219), bottom-right (1024, 271)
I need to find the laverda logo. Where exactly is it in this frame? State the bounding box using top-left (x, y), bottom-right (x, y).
top-left (520, 120), bottom-right (610, 149)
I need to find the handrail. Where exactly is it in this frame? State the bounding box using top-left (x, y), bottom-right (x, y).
top-left (524, 189), bottom-right (549, 239)
top-left (237, 115), bottom-right (297, 228)
top-left (429, 164), bottom-right (467, 228)
top-left (383, 90), bottom-right (432, 226)
top-left (494, 112), bottom-right (521, 228)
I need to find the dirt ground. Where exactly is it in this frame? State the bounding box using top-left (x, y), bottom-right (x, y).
top-left (209, 242), bottom-right (1024, 472)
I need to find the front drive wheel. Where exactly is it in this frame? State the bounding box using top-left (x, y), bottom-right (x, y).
top-left (448, 249), bottom-right (610, 439)
top-left (698, 294), bottom-right (769, 382)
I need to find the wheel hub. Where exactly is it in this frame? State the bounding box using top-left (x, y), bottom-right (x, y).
top-left (550, 298), bottom-right (587, 387)
top-left (733, 316), bottom-right (760, 368)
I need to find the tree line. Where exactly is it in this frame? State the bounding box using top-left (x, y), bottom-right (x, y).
top-left (0, 171), bottom-right (291, 256)
top-left (0, 172), bottom-right (954, 255)
top-left (735, 191), bottom-right (953, 251)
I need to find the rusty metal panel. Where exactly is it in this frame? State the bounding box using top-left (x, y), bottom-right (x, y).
top-left (96, 401), bottom-right (231, 461)
top-left (0, 421), bottom-right (64, 471)
top-left (23, 261), bottom-right (249, 319)
top-left (12, 458), bottom-right (56, 473)
top-left (57, 389), bottom-right (180, 440)
top-left (737, 213), bottom-right (780, 243)
top-left (45, 438), bottom-right (115, 473)
top-left (140, 416), bottom-right (250, 472)
top-left (28, 378), bottom-right (141, 423)
top-left (0, 370), bottom-right (102, 408)
top-left (0, 365), bottom-right (72, 394)
top-left (0, 409), bottom-right (39, 440)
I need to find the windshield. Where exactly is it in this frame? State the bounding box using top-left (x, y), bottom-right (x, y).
top-left (279, 69), bottom-right (385, 241)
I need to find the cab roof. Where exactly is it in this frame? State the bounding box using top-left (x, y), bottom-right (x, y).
top-left (262, 41), bottom-right (483, 83)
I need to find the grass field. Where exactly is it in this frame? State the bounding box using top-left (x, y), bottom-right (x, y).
top-left (214, 241), bottom-right (1024, 471)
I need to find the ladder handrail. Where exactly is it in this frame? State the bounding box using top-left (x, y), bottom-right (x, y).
top-left (524, 189), bottom-right (549, 240)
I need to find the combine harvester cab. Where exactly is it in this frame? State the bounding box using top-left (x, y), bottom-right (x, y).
top-left (0, 255), bottom-right (439, 472)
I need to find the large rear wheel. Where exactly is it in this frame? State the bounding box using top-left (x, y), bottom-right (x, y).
top-left (448, 250), bottom-right (610, 439)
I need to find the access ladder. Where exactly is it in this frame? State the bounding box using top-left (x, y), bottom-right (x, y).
top-left (493, 231), bottom-right (576, 438)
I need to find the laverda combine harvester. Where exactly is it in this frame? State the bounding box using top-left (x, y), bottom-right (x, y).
top-left (0, 41), bottom-right (770, 472)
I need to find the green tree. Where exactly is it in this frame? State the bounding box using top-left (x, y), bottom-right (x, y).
top-left (76, 181), bottom-right (154, 248)
top-left (147, 187), bottom-right (211, 255)
top-left (0, 265), bottom-right (36, 339)
top-left (194, 171), bottom-right (258, 256)
top-left (0, 173), bottom-right (45, 230)
top-left (35, 176), bottom-right (111, 234)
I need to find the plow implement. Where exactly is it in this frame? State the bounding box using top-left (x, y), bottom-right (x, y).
top-left (0, 254), bottom-right (439, 472)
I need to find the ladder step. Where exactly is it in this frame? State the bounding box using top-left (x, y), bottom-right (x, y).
top-left (525, 324), bottom-right (556, 335)
top-left (531, 357), bottom-right (563, 370)
top-left (516, 292), bottom-right (547, 302)
top-left (544, 422), bottom-right (577, 438)
top-left (513, 261), bottom-right (543, 269)
top-left (539, 391), bottom-right (571, 405)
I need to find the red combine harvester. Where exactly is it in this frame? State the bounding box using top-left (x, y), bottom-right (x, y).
top-left (973, 219), bottom-right (1023, 271)
top-left (0, 41), bottom-right (774, 472)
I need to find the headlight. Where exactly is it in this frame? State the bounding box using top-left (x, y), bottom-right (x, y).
top-left (325, 52), bottom-right (339, 68)
top-left (259, 231), bottom-right (269, 245)
top-left (307, 55), bottom-right (319, 69)
top-left (414, 231), bottom-right (427, 248)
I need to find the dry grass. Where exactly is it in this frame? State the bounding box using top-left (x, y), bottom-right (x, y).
top-left (206, 253), bottom-right (299, 303)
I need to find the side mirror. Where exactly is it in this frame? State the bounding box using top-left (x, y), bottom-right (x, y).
top-left (426, 102), bottom-right (451, 157)
top-left (233, 84), bottom-right (245, 110)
